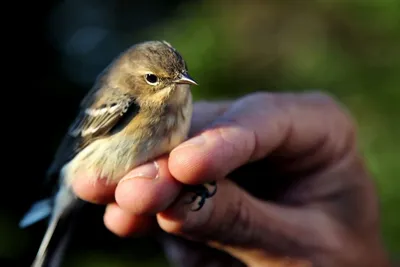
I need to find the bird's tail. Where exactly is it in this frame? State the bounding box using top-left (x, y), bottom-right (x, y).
top-left (20, 187), bottom-right (85, 267)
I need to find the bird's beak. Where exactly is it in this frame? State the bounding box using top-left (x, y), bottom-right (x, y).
top-left (174, 73), bottom-right (198, 86)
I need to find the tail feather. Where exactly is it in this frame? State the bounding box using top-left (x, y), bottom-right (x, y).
top-left (31, 206), bottom-right (79, 267)
top-left (19, 199), bottom-right (53, 228)
top-left (31, 213), bottom-right (64, 267)
top-left (21, 187), bottom-right (85, 267)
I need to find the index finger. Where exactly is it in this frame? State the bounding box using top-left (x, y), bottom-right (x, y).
top-left (168, 92), bottom-right (355, 185)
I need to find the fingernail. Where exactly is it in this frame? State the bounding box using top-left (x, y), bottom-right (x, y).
top-left (120, 161), bottom-right (159, 182)
top-left (173, 135), bottom-right (205, 152)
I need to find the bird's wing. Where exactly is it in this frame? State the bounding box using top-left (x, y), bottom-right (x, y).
top-left (46, 85), bottom-right (140, 180)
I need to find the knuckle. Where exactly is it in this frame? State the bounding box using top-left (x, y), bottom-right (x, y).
top-left (302, 91), bottom-right (356, 131)
top-left (303, 91), bottom-right (357, 153)
top-left (301, 91), bottom-right (342, 112)
top-left (246, 91), bottom-right (273, 101)
top-left (217, 126), bottom-right (250, 155)
top-left (301, 90), bottom-right (338, 104)
top-left (205, 122), bottom-right (256, 174)
top-left (236, 91), bottom-right (277, 108)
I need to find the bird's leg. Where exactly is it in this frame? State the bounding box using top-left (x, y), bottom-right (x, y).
top-left (184, 181), bottom-right (217, 211)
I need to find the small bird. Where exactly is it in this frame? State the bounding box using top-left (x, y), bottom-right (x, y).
top-left (19, 40), bottom-right (217, 267)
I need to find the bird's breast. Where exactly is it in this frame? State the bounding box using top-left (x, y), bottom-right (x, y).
top-left (163, 90), bottom-right (193, 149)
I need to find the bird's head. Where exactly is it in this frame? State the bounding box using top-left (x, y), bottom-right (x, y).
top-left (109, 40), bottom-right (197, 97)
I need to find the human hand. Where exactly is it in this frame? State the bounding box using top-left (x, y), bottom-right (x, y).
top-left (72, 92), bottom-right (391, 267)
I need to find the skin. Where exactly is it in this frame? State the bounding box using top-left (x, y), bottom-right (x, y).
top-left (71, 92), bottom-right (392, 267)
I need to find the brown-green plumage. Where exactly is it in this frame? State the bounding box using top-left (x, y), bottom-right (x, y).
top-left (47, 41), bottom-right (195, 180)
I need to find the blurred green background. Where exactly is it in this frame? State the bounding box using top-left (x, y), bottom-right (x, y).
top-left (1, 0), bottom-right (399, 266)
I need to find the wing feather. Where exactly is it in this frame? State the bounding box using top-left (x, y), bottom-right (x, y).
top-left (46, 87), bottom-right (139, 180)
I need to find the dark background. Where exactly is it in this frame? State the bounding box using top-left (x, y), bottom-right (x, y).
top-left (1, 0), bottom-right (399, 266)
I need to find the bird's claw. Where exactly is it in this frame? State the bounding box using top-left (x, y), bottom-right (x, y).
top-left (184, 181), bottom-right (217, 211)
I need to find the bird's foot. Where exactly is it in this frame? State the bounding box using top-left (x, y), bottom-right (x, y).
top-left (184, 181), bottom-right (217, 211)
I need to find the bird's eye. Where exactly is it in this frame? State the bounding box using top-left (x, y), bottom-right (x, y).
top-left (145, 74), bottom-right (159, 85)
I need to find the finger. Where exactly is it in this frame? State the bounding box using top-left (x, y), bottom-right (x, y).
top-left (103, 203), bottom-right (156, 237)
top-left (114, 157), bottom-right (182, 215)
top-left (72, 176), bottom-right (117, 204)
top-left (157, 179), bottom-right (316, 266)
top-left (169, 92), bottom-right (355, 184)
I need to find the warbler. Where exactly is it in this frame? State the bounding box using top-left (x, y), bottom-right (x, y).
top-left (19, 40), bottom-right (217, 267)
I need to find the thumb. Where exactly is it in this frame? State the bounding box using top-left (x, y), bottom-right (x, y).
top-left (157, 179), bottom-right (316, 267)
